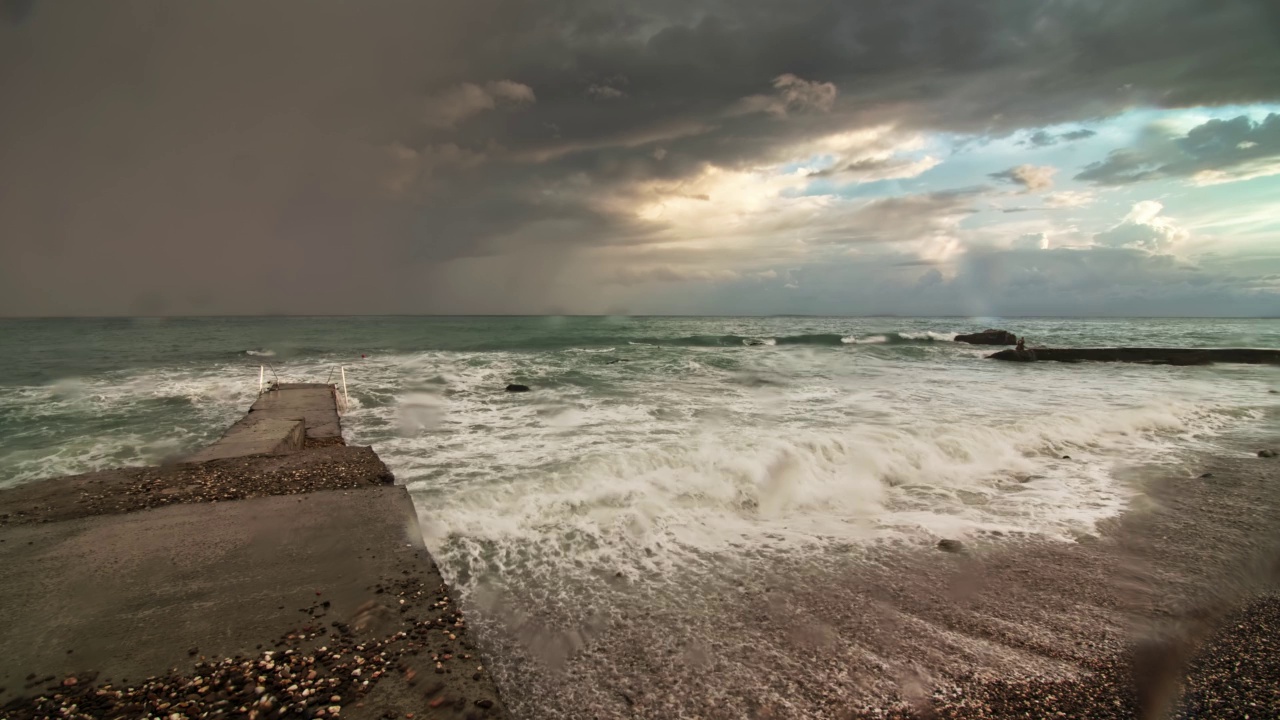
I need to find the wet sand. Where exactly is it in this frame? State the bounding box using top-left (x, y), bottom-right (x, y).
top-left (468, 449), bottom-right (1280, 719)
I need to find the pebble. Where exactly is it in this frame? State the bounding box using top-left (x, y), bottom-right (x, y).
top-left (3, 576), bottom-right (497, 719)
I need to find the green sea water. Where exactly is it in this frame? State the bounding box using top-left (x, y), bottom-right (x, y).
top-left (3, 315), bottom-right (1279, 716)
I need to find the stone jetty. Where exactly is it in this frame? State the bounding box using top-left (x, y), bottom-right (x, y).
top-left (988, 347), bottom-right (1280, 365)
top-left (0, 383), bottom-right (507, 719)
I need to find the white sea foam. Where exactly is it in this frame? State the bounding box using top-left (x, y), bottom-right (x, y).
top-left (329, 346), bottom-right (1273, 601)
top-left (0, 362), bottom-right (328, 486)
top-left (899, 330), bottom-right (958, 341)
top-left (245, 349), bottom-right (276, 356)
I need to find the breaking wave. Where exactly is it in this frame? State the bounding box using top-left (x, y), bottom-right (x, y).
top-left (627, 331), bottom-right (958, 348)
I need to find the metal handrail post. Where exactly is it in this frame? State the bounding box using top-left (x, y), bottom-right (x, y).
top-left (341, 366), bottom-right (349, 409)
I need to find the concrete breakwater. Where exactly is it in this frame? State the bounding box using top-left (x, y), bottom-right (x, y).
top-left (0, 383), bottom-right (507, 719)
top-left (988, 346), bottom-right (1280, 365)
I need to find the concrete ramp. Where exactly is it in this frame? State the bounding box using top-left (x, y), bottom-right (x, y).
top-left (184, 414), bottom-right (305, 462)
top-left (250, 383), bottom-right (343, 440)
top-left (184, 383), bottom-right (342, 462)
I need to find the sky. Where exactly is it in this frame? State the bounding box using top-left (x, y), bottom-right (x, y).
top-left (1, 0), bottom-right (1279, 317)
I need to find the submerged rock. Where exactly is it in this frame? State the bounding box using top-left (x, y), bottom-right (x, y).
top-left (505, 384), bottom-right (531, 393)
top-left (955, 329), bottom-right (1018, 345)
top-left (937, 539), bottom-right (965, 553)
top-left (1259, 449), bottom-right (1277, 458)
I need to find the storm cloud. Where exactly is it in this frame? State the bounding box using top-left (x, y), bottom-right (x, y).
top-left (2, 0), bottom-right (1279, 315)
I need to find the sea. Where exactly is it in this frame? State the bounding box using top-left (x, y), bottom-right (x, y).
top-left (2, 316), bottom-right (1278, 715)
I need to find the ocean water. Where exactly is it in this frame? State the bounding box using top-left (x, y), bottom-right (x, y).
top-left (2, 316), bottom-right (1279, 714)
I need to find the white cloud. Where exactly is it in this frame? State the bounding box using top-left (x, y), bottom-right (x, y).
top-left (736, 74), bottom-right (837, 117)
top-left (791, 125), bottom-right (941, 183)
top-left (587, 84), bottom-right (626, 99)
top-left (1044, 190), bottom-right (1096, 208)
top-left (1094, 200), bottom-right (1189, 253)
top-left (424, 80), bottom-right (535, 128)
top-left (990, 164), bottom-right (1057, 192)
top-left (1014, 232), bottom-right (1050, 250)
top-left (1190, 157), bottom-right (1280, 186)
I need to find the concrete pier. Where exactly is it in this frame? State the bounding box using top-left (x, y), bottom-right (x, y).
top-left (0, 384), bottom-right (508, 719)
top-left (184, 384), bottom-right (343, 463)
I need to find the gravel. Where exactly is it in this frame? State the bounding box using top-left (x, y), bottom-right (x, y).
top-left (0, 446), bottom-right (395, 526)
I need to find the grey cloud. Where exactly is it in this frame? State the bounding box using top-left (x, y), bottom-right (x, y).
top-left (423, 80), bottom-right (536, 129)
top-left (915, 267), bottom-right (943, 289)
top-left (2, 0), bottom-right (1279, 315)
top-left (1077, 113), bottom-right (1280, 185)
top-left (588, 85), bottom-right (625, 99)
top-left (806, 189), bottom-right (984, 246)
top-left (610, 265), bottom-right (741, 285)
top-left (662, 244), bottom-right (1278, 318)
top-left (806, 154), bottom-right (939, 182)
top-left (1024, 128), bottom-right (1096, 146)
top-left (734, 74), bottom-right (837, 116)
top-left (1060, 129), bottom-right (1097, 142)
top-left (1013, 232), bottom-right (1049, 250)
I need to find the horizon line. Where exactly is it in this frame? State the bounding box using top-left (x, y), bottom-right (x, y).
top-left (2, 313), bottom-right (1278, 321)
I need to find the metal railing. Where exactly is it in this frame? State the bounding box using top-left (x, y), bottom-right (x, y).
top-left (259, 363), bottom-right (350, 414)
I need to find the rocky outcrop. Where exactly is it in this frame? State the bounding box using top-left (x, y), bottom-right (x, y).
top-left (955, 329), bottom-right (1018, 345)
top-left (988, 347), bottom-right (1280, 365)
top-left (1260, 450), bottom-right (1278, 458)
top-left (937, 539), bottom-right (965, 553)
top-left (506, 384), bottom-right (531, 392)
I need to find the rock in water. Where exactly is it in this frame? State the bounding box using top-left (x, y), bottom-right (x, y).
top-left (937, 539), bottom-right (964, 553)
top-left (954, 329), bottom-right (1018, 345)
top-left (505, 384), bottom-right (531, 393)
top-left (1259, 449), bottom-right (1277, 458)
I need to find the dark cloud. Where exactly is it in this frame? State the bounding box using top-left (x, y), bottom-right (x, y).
top-left (1060, 129), bottom-right (1097, 142)
top-left (1077, 113), bottom-right (1280, 185)
top-left (1, 0), bottom-right (1279, 314)
top-left (1, 0), bottom-right (35, 25)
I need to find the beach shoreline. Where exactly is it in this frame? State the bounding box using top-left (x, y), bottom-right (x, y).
top-left (461, 445), bottom-right (1280, 719)
top-left (839, 447), bottom-right (1280, 719)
